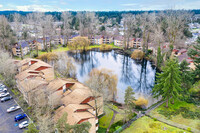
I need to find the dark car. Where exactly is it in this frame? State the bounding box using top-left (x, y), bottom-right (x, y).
top-left (1, 96), bottom-right (12, 102)
top-left (15, 113), bottom-right (27, 122)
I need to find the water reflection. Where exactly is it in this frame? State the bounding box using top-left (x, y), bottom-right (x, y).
top-left (67, 50), bottom-right (158, 107)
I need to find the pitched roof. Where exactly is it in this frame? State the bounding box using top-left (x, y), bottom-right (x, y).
top-left (15, 70), bottom-right (44, 81)
top-left (178, 52), bottom-right (189, 62)
top-left (114, 36), bottom-right (123, 41)
top-left (19, 79), bottom-right (48, 93)
top-left (16, 41), bottom-right (29, 48)
top-left (28, 60), bottom-right (52, 70)
top-left (61, 88), bottom-right (93, 106)
top-left (55, 104), bottom-right (95, 125)
top-left (46, 78), bottom-right (75, 93)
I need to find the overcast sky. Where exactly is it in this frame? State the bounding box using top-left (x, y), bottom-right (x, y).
top-left (0, 0), bottom-right (199, 11)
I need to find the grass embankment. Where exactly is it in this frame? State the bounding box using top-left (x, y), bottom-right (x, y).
top-left (106, 104), bottom-right (125, 123)
top-left (14, 43), bottom-right (121, 60)
top-left (150, 100), bottom-right (200, 131)
top-left (99, 106), bottom-right (114, 129)
top-left (122, 116), bottom-right (189, 133)
top-left (98, 104), bottom-right (126, 133)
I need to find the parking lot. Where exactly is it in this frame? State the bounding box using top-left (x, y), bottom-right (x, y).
top-left (0, 83), bottom-right (29, 133)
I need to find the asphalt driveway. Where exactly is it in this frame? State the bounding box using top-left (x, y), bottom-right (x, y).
top-left (0, 84), bottom-right (28, 133)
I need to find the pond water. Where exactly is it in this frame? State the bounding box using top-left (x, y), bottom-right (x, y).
top-left (67, 50), bottom-right (159, 107)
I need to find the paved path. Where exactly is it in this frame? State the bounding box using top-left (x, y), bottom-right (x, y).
top-left (145, 100), bottom-right (165, 114)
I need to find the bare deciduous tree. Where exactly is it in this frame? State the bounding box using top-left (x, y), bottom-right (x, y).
top-left (0, 15), bottom-right (15, 52)
top-left (61, 11), bottom-right (72, 46)
top-left (123, 14), bottom-right (137, 49)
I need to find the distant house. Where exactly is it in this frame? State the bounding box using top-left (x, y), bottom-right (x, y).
top-left (114, 36), bottom-right (124, 46)
top-left (12, 41), bottom-right (30, 56)
top-left (129, 38), bottom-right (142, 48)
top-left (102, 36), bottom-right (114, 44)
top-left (90, 35), bottom-right (103, 45)
top-left (60, 34), bottom-right (80, 45)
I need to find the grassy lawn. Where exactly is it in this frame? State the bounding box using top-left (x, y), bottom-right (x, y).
top-left (14, 43), bottom-right (121, 60)
top-left (122, 116), bottom-right (188, 133)
top-left (149, 100), bottom-right (200, 131)
top-left (106, 104), bottom-right (125, 123)
top-left (99, 106), bottom-right (114, 129)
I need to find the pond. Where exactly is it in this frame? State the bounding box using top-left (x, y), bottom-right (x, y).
top-left (67, 50), bottom-right (159, 107)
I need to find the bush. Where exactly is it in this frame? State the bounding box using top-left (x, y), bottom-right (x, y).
top-left (37, 53), bottom-right (58, 62)
top-left (109, 120), bottom-right (124, 133)
top-left (97, 127), bottom-right (107, 133)
top-left (11, 89), bottom-right (19, 96)
top-left (100, 44), bottom-right (112, 51)
top-left (134, 97), bottom-right (148, 108)
top-left (187, 127), bottom-right (191, 132)
top-left (153, 118), bottom-right (157, 121)
top-left (147, 49), bottom-right (153, 54)
top-left (131, 50), bottom-right (144, 60)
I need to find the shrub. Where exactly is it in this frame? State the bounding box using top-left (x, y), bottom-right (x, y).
top-left (109, 120), bottom-right (124, 133)
top-left (187, 127), bottom-right (191, 132)
top-left (153, 118), bottom-right (157, 121)
top-left (37, 52), bottom-right (58, 62)
top-left (149, 122), bottom-right (161, 129)
top-left (134, 97), bottom-right (148, 108)
top-left (100, 44), bottom-right (112, 51)
top-left (147, 49), bottom-right (153, 54)
top-left (131, 50), bottom-right (144, 60)
top-left (97, 127), bottom-right (107, 133)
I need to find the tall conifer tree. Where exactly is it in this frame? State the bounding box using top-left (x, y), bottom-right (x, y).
top-left (152, 59), bottom-right (182, 107)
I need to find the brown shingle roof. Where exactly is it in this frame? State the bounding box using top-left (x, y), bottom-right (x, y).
top-left (47, 78), bottom-right (75, 92)
top-left (55, 104), bottom-right (95, 125)
top-left (19, 79), bottom-right (48, 93)
top-left (15, 70), bottom-right (43, 81)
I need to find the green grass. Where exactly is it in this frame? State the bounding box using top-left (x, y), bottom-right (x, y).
top-left (14, 43), bottom-right (121, 60)
top-left (150, 100), bottom-right (200, 130)
top-left (122, 116), bottom-right (188, 133)
top-left (99, 106), bottom-right (114, 129)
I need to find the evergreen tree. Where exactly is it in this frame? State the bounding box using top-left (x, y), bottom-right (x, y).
top-left (188, 43), bottom-right (200, 80)
top-left (156, 45), bottom-right (164, 69)
top-left (152, 59), bottom-right (182, 107)
top-left (124, 86), bottom-right (136, 121)
top-left (179, 59), bottom-right (193, 90)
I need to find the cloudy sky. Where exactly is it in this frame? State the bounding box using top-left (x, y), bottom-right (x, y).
top-left (0, 0), bottom-right (199, 11)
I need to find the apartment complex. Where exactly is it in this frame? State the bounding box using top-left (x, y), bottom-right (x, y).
top-left (12, 41), bottom-right (30, 56)
top-left (15, 58), bottom-right (103, 133)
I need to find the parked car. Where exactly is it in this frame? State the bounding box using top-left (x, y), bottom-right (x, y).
top-left (1, 96), bottom-right (12, 102)
top-left (19, 121), bottom-right (29, 129)
top-left (7, 105), bottom-right (20, 113)
top-left (15, 113), bottom-right (27, 122)
top-left (0, 84), bottom-right (5, 88)
top-left (0, 92), bottom-right (9, 98)
top-left (0, 88), bottom-right (7, 93)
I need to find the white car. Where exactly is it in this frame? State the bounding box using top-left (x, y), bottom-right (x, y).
top-left (19, 121), bottom-right (29, 129)
top-left (0, 84), bottom-right (5, 88)
top-left (0, 88), bottom-right (7, 92)
top-left (0, 92), bottom-right (9, 98)
top-left (7, 105), bottom-right (20, 113)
